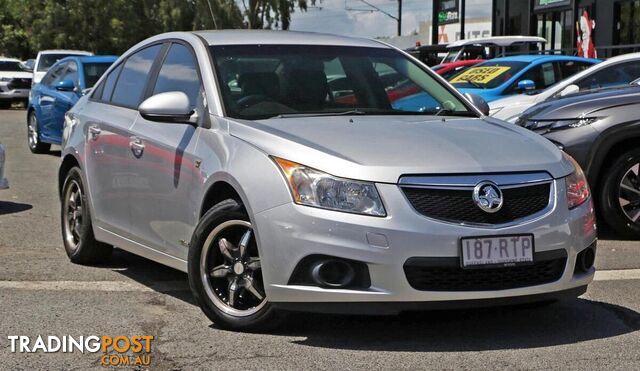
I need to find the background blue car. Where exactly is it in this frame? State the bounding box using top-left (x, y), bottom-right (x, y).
top-left (27, 55), bottom-right (116, 153)
top-left (392, 55), bottom-right (600, 113)
top-left (450, 55), bottom-right (600, 103)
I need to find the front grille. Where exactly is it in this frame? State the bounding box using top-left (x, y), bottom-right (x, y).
top-left (8, 78), bottom-right (31, 90)
top-left (402, 182), bottom-right (551, 225)
top-left (404, 250), bottom-right (567, 291)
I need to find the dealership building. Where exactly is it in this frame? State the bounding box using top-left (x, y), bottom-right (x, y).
top-left (429, 0), bottom-right (639, 57)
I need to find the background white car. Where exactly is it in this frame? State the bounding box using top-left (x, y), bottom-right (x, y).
top-left (490, 52), bottom-right (640, 122)
top-left (32, 49), bottom-right (92, 84)
top-left (0, 57), bottom-right (32, 109)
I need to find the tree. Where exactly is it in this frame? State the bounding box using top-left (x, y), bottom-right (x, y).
top-left (0, 0), bottom-right (316, 59)
top-left (241, 0), bottom-right (314, 29)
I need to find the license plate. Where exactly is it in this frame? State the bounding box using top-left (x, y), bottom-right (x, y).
top-left (461, 234), bottom-right (534, 268)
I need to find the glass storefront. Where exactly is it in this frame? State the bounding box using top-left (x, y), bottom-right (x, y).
top-left (614, 0), bottom-right (640, 54)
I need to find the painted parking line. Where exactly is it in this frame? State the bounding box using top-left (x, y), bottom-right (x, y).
top-left (0, 269), bottom-right (638, 292)
top-left (594, 269), bottom-right (640, 281)
top-left (0, 280), bottom-right (189, 292)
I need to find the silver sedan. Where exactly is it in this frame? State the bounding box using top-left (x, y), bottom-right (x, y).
top-left (59, 30), bottom-right (597, 331)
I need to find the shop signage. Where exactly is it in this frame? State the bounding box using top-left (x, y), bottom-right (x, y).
top-left (437, 0), bottom-right (459, 25)
top-left (534, 0), bottom-right (572, 11)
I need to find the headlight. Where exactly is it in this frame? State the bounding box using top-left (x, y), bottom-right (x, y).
top-left (563, 152), bottom-right (590, 209)
top-left (521, 117), bottom-right (599, 132)
top-left (273, 157), bottom-right (386, 216)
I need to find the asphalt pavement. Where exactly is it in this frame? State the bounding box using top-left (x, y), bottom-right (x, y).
top-left (0, 109), bottom-right (639, 370)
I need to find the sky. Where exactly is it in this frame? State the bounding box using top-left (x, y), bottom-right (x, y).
top-left (288, 0), bottom-right (491, 39)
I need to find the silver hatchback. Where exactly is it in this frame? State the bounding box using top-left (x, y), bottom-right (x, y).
top-left (60, 31), bottom-right (597, 331)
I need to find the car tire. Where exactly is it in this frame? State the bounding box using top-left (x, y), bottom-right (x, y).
top-left (188, 199), bottom-right (284, 332)
top-left (27, 111), bottom-right (51, 154)
top-left (599, 148), bottom-right (640, 238)
top-left (61, 167), bottom-right (113, 264)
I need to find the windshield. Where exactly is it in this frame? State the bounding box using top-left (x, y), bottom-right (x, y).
top-left (83, 62), bottom-right (113, 88)
top-left (0, 61), bottom-right (28, 72)
top-left (450, 61), bottom-right (528, 89)
top-left (211, 45), bottom-right (474, 120)
top-left (441, 48), bottom-right (460, 64)
top-left (37, 54), bottom-right (81, 72)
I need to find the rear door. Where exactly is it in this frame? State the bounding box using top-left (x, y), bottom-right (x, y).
top-left (83, 44), bottom-right (164, 238)
top-left (127, 42), bottom-right (204, 259)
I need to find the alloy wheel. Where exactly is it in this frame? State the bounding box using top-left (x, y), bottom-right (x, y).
top-left (618, 163), bottom-right (640, 223)
top-left (200, 220), bottom-right (266, 317)
top-left (63, 179), bottom-right (84, 249)
top-left (27, 114), bottom-right (38, 149)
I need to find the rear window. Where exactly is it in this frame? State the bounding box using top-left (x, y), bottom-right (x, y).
top-left (83, 62), bottom-right (113, 88)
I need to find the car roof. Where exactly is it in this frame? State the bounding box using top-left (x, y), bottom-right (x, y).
top-left (192, 30), bottom-right (387, 49)
top-left (480, 55), bottom-right (599, 63)
top-left (0, 57), bottom-right (22, 63)
top-left (37, 50), bottom-right (93, 56)
top-left (447, 36), bottom-right (546, 48)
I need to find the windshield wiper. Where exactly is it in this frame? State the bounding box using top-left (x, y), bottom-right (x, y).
top-left (275, 109), bottom-right (368, 118)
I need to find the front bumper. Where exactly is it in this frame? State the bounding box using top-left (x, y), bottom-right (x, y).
top-left (253, 179), bottom-right (596, 311)
top-left (0, 89), bottom-right (29, 100)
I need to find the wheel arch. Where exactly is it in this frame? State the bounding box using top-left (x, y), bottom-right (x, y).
top-left (59, 153), bottom-right (81, 199)
top-left (199, 179), bottom-right (246, 218)
top-left (587, 122), bottom-right (640, 192)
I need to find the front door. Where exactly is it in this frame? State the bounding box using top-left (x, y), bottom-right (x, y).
top-left (127, 42), bottom-right (205, 259)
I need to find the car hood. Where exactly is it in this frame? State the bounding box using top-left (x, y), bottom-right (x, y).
top-left (0, 71), bottom-right (31, 79)
top-left (228, 115), bottom-right (572, 183)
top-left (518, 86), bottom-right (640, 121)
top-left (489, 93), bottom-right (537, 109)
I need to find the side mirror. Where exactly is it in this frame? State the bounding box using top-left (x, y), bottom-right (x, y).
top-left (559, 84), bottom-right (579, 97)
top-left (56, 79), bottom-right (75, 92)
top-left (517, 79), bottom-right (536, 92)
top-left (464, 93), bottom-right (490, 116)
top-left (139, 91), bottom-right (196, 124)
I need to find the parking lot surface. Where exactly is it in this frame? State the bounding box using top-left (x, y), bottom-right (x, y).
top-left (0, 109), bottom-right (639, 369)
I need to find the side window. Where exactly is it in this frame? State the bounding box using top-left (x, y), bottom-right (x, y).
top-left (42, 64), bottom-right (67, 86)
top-left (576, 61), bottom-right (640, 91)
top-left (98, 64), bottom-right (123, 102)
top-left (111, 44), bottom-right (162, 108)
top-left (557, 60), bottom-right (590, 80)
top-left (151, 43), bottom-right (201, 107)
top-left (62, 62), bottom-right (79, 86)
top-left (510, 63), bottom-right (555, 93)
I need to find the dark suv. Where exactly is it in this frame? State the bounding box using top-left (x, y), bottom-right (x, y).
top-left (517, 85), bottom-right (640, 237)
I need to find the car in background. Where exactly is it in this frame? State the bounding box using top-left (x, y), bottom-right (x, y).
top-left (440, 36), bottom-right (547, 64)
top-left (27, 55), bottom-right (116, 153)
top-left (516, 85), bottom-right (640, 237)
top-left (405, 43), bottom-right (449, 66)
top-left (432, 59), bottom-right (483, 80)
top-left (490, 52), bottom-right (640, 121)
top-left (448, 55), bottom-right (599, 103)
top-left (0, 57), bottom-right (33, 109)
top-left (32, 50), bottom-right (92, 85)
top-left (0, 143), bottom-right (8, 189)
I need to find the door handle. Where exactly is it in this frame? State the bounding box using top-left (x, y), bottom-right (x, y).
top-left (88, 125), bottom-right (101, 140)
top-left (130, 137), bottom-right (145, 157)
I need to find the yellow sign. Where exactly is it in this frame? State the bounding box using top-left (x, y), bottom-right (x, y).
top-left (450, 66), bottom-right (512, 84)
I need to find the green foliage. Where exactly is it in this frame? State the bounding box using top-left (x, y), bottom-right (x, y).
top-left (0, 0), bottom-right (310, 59)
